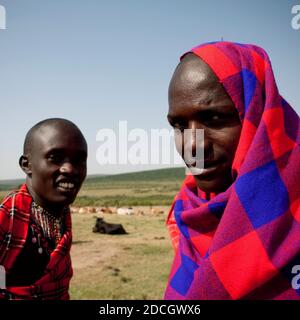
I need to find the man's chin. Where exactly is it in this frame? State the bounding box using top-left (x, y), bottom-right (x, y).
top-left (194, 180), bottom-right (219, 193)
top-left (46, 196), bottom-right (76, 210)
top-left (54, 187), bottom-right (79, 202)
top-left (59, 197), bottom-right (76, 207)
top-left (193, 175), bottom-right (233, 194)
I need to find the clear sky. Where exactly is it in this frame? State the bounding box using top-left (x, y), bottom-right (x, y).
top-left (0, 0), bottom-right (299, 179)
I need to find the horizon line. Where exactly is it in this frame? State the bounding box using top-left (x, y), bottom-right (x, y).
top-left (0, 166), bottom-right (185, 184)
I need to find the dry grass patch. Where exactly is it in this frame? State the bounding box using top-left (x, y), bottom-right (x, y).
top-left (70, 212), bottom-right (174, 300)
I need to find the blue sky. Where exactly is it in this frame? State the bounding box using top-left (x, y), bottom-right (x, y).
top-left (0, 0), bottom-right (299, 179)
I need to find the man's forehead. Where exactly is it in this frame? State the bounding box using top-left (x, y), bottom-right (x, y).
top-left (39, 121), bottom-right (83, 134)
top-left (173, 59), bottom-right (217, 86)
top-left (32, 124), bottom-right (86, 149)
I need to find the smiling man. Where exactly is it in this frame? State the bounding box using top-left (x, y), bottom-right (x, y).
top-left (165, 42), bottom-right (300, 300)
top-left (0, 118), bottom-right (87, 299)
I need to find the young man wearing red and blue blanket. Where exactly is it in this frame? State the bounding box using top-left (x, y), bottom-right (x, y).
top-left (166, 42), bottom-right (300, 300)
top-left (0, 118), bottom-right (87, 299)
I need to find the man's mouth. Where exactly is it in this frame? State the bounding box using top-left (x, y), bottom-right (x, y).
top-left (187, 160), bottom-right (223, 176)
top-left (56, 180), bottom-right (78, 192)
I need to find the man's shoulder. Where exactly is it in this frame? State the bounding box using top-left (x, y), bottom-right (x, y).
top-left (0, 184), bottom-right (32, 212)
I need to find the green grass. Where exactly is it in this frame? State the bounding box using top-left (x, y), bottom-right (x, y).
top-left (70, 213), bottom-right (174, 300)
top-left (0, 168), bottom-right (178, 299)
top-left (73, 194), bottom-right (176, 206)
top-left (85, 167), bottom-right (185, 185)
top-left (0, 168), bottom-right (185, 206)
top-left (75, 167), bottom-right (185, 206)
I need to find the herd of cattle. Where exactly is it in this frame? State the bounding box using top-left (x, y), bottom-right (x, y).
top-left (71, 206), bottom-right (167, 235)
top-left (70, 206), bottom-right (166, 216)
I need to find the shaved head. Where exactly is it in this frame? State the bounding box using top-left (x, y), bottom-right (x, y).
top-left (23, 118), bottom-right (87, 155)
top-left (169, 53), bottom-right (223, 107)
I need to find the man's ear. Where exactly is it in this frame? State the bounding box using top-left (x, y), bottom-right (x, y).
top-left (19, 155), bottom-right (32, 176)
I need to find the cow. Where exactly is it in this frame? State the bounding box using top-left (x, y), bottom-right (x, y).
top-left (117, 207), bottom-right (134, 216)
top-left (97, 207), bottom-right (113, 214)
top-left (78, 207), bottom-right (88, 214)
top-left (150, 207), bottom-right (165, 215)
top-left (92, 217), bottom-right (127, 235)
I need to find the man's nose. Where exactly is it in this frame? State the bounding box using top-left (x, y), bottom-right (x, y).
top-left (187, 122), bottom-right (210, 155)
top-left (60, 161), bottom-right (76, 174)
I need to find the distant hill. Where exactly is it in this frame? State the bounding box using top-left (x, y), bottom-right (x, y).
top-left (0, 179), bottom-right (24, 191)
top-left (0, 167), bottom-right (186, 191)
top-left (85, 167), bottom-right (185, 185)
top-left (75, 167), bottom-right (186, 206)
top-left (0, 167), bottom-right (186, 205)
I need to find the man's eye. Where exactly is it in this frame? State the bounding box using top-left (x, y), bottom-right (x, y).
top-left (205, 113), bottom-right (228, 126)
top-left (74, 156), bottom-right (87, 165)
top-left (211, 115), bottom-right (222, 121)
top-left (48, 154), bottom-right (62, 163)
top-left (209, 113), bottom-right (226, 121)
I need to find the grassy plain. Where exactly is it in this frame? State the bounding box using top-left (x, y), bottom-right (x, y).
top-left (70, 212), bottom-right (173, 299)
top-left (0, 167), bottom-right (185, 206)
top-left (0, 168), bottom-right (183, 299)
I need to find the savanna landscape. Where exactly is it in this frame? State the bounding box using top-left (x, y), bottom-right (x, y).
top-left (0, 167), bottom-right (185, 299)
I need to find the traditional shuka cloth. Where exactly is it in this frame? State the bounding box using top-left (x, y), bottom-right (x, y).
top-left (165, 42), bottom-right (300, 300)
top-left (0, 184), bottom-right (73, 299)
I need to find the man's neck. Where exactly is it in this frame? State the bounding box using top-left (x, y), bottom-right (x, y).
top-left (25, 181), bottom-right (66, 217)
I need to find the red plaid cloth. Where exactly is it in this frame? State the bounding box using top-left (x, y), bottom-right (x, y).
top-left (0, 184), bottom-right (73, 299)
top-left (165, 42), bottom-right (300, 300)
